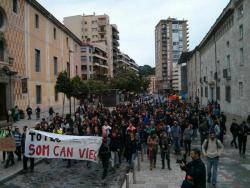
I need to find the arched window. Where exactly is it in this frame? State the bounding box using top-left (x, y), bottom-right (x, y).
top-left (0, 40), bottom-right (4, 61)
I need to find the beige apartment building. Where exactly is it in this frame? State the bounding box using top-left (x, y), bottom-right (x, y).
top-left (148, 75), bottom-right (156, 94)
top-left (155, 18), bottom-right (188, 92)
top-left (64, 14), bottom-right (120, 78)
top-left (116, 52), bottom-right (139, 74)
top-left (0, 0), bottom-right (81, 121)
top-left (80, 42), bottom-right (108, 80)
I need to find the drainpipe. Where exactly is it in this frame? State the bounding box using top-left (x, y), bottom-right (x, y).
top-left (214, 34), bottom-right (218, 102)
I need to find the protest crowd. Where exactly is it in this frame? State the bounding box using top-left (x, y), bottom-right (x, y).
top-left (0, 95), bottom-right (250, 188)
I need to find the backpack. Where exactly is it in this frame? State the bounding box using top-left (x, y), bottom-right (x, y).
top-left (204, 138), bottom-right (221, 152)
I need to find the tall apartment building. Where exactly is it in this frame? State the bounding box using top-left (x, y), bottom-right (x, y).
top-left (187, 0), bottom-right (250, 117)
top-left (0, 0), bottom-right (81, 122)
top-left (80, 43), bottom-right (108, 80)
top-left (155, 18), bottom-right (188, 92)
top-left (64, 14), bottom-right (120, 78)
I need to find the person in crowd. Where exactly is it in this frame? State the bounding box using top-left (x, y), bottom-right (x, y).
top-left (22, 126), bottom-right (34, 173)
top-left (4, 126), bottom-right (15, 169)
top-left (237, 121), bottom-right (249, 158)
top-left (202, 131), bottom-right (224, 188)
top-left (126, 133), bottom-right (137, 171)
top-left (26, 105), bottom-right (32, 120)
top-left (180, 148), bottom-right (206, 188)
top-left (183, 124), bottom-right (193, 156)
top-left (147, 131), bottom-right (158, 170)
top-left (49, 107), bottom-right (55, 121)
top-left (13, 127), bottom-right (22, 161)
top-left (230, 119), bottom-right (239, 148)
top-left (14, 106), bottom-right (20, 122)
top-left (35, 106), bottom-right (41, 120)
top-left (199, 117), bottom-right (209, 147)
top-left (99, 137), bottom-right (111, 179)
top-left (171, 121), bottom-right (181, 154)
top-left (109, 130), bottom-right (121, 168)
top-left (159, 132), bottom-right (171, 170)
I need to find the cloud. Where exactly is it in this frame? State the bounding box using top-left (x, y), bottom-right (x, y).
top-left (37, 0), bottom-right (230, 66)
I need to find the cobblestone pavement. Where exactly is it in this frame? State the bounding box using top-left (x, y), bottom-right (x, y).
top-left (0, 159), bottom-right (128, 188)
top-left (131, 135), bottom-right (250, 188)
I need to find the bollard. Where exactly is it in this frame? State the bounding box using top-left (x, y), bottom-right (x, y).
top-left (137, 152), bottom-right (141, 171)
top-left (133, 169), bottom-right (136, 184)
top-left (141, 148), bottom-right (144, 162)
top-left (126, 173), bottom-right (129, 188)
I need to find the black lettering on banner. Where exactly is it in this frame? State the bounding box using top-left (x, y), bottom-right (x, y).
top-left (29, 132), bottom-right (36, 141)
top-left (36, 133), bottom-right (42, 141)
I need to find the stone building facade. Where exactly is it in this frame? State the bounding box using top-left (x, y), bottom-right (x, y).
top-left (0, 0), bottom-right (81, 121)
top-left (187, 0), bottom-right (250, 117)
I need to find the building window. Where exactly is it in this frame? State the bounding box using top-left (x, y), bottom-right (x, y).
top-left (227, 55), bottom-right (231, 70)
top-left (238, 4), bottom-right (243, 19)
top-left (225, 86), bottom-right (231, 102)
top-left (74, 44), bottom-right (77, 52)
top-left (81, 56), bottom-right (87, 62)
top-left (66, 37), bottom-right (69, 47)
top-left (75, 65), bottom-right (78, 75)
top-left (35, 49), bottom-right (40, 72)
top-left (36, 85), bottom-right (42, 104)
top-left (0, 11), bottom-right (4, 28)
top-left (67, 62), bottom-right (70, 77)
top-left (13, 0), bottom-right (18, 13)
top-left (0, 41), bottom-right (4, 61)
top-left (239, 82), bottom-right (243, 97)
top-left (54, 57), bottom-right (58, 76)
top-left (240, 48), bottom-right (244, 65)
top-left (226, 41), bottom-right (229, 47)
top-left (89, 56), bottom-right (92, 62)
top-left (35, 14), bottom-right (39, 28)
top-left (216, 87), bottom-right (220, 100)
top-left (85, 21), bottom-right (87, 24)
top-left (205, 87), bottom-right (208, 98)
top-left (81, 47), bottom-right (87, 52)
top-left (201, 87), bottom-right (203, 97)
top-left (53, 28), bottom-right (56, 39)
top-left (55, 88), bottom-right (58, 102)
top-left (239, 25), bottom-right (243, 40)
top-left (21, 78), bottom-right (28, 94)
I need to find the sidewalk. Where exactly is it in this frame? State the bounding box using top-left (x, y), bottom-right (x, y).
top-left (131, 154), bottom-right (184, 188)
top-left (0, 107), bottom-right (71, 184)
top-left (131, 134), bottom-right (250, 188)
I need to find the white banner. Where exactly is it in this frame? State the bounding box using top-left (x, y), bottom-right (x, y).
top-left (25, 129), bottom-right (102, 163)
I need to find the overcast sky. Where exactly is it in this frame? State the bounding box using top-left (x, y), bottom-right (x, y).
top-left (37, 0), bottom-right (229, 67)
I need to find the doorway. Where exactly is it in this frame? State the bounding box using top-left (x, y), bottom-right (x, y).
top-left (0, 83), bottom-right (6, 120)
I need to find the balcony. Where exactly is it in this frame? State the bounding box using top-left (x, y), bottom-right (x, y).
top-left (113, 40), bottom-right (119, 47)
top-left (98, 18), bottom-right (107, 26)
top-left (113, 34), bottom-right (119, 40)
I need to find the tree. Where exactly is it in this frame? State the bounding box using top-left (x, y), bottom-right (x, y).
top-left (55, 71), bottom-right (71, 115)
top-left (71, 76), bottom-right (88, 112)
top-left (138, 65), bottom-right (155, 77)
top-left (111, 69), bottom-right (149, 93)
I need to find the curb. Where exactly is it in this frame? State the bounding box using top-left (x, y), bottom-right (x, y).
top-left (0, 159), bottom-right (43, 184)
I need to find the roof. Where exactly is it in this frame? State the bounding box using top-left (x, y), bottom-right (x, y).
top-left (197, 0), bottom-right (236, 50)
top-left (178, 51), bottom-right (194, 64)
top-left (26, 0), bottom-right (82, 45)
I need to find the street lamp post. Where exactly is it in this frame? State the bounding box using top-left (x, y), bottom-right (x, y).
top-left (68, 49), bottom-right (73, 115)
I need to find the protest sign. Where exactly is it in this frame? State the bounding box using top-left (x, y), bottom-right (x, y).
top-left (0, 137), bottom-right (16, 151)
top-left (25, 129), bottom-right (102, 163)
